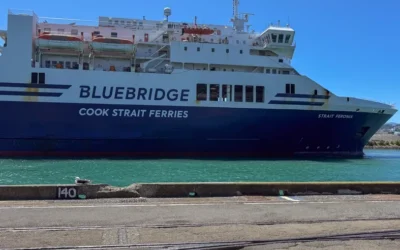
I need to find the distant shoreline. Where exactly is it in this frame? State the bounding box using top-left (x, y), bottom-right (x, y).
top-left (365, 146), bottom-right (400, 150)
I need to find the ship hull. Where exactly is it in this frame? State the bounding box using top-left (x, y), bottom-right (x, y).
top-left (0, 101), bottom-right (392, 158)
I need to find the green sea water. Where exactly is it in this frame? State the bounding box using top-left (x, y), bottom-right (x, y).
top-left (0, 149), bottom-right (399, 187)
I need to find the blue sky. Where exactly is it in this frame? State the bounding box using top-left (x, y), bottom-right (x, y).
top-left (1, 0), bottom-right (399, 122)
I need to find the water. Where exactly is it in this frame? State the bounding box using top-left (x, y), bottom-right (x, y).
top-left (0, 149), bottom-right (399, 187)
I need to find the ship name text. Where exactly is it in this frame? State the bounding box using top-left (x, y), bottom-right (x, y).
top-left (79, 108), bottom-right (189, 118)
top-left (318, 114), bottom-right (354, 119)
top-left (79, 86), bottom-right (190, 102)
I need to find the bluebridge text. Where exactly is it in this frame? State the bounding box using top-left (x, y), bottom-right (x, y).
top-left (79, 108), bottom-right (189, 118)
top-left (79, 86), bottom-right (190, 102)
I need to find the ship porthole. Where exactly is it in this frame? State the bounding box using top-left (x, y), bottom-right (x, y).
top-left (306, 146), bottom-right (309, 150)
top-left (327, 146), bottom-right (330, 149)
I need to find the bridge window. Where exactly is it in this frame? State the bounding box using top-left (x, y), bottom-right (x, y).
top-left (222, 85), bottom-right (232, 101)
top-left (278, 34), bottom-right (284, 43)
top-left (285, 34), bottom-right (291, 43)
top-left (234, 85), bottom-right (243, 102)
top-left (209, 84), bottom-right (219, 101)
top-left (245, 86), bottom-right (254, 102)
top-left (111, 32), bottom-right (118, 38)
top-left (271, 34), bottom-right (277, 43)
top-left (282, 70), bottom-right (290, 74)
top-left (285, 83), bottom-right (295, 94)
top-left (256, 86), bottom-right (264, 103)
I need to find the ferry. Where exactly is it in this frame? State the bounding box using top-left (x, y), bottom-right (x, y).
top-left (0, 1), bottom-right (396, 158)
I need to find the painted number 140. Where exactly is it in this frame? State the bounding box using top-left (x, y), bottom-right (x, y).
top-left (57, 187), bottom-right (77, 199)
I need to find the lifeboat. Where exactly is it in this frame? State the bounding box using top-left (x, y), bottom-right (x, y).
top-left (36, 32), bottom-right (83, 50)
top-left (182, 27), bottom-right (214, 35)
top-left (90, 35), bottom-right (135, 53)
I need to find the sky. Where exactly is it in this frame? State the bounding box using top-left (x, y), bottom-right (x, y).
top-left (1, 0), bottom-right (399, 123)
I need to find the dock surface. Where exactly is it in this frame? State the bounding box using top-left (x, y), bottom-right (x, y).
top-left (1, 195), bottom-right (400, 249)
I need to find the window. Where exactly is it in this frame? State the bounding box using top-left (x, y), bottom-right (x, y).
top-left (256, 86), bottom-right (264, 103)
top-left (209, 84), bottom-right (219, 101)
top-left (236, 40), bottom-right (239, 44)
top-left (197, 47), bottom-right (200, 52)
top-left (57, 29), bottom-right (64, 33)
top-left (234, 85), bottom-right (243, 102)
top-left (196, 84), bottom-right (207, 101)
top-left (272, 69), bottom-right (277, 74)
top-left (184, 46), bottom-right (187, 51)
top-left (240, 50), bottom-right (243, 54)
top-left (279, 59), bottom-right (283, 63)
top-left (226, 49), bottom-right (229, 53)
top-left (44, 28), bottom-right (51, 32)
top-left (93, 31), bottom-right (100, 36)
top-left (285, 83), bottom-right (295, 94)
top-left (66, 61), bottom-right (71, 69)
top-left (245, 86), bottom-right (254, 102)
top-left (282, 70), bottom-right (290, 75)
top-left (127, 21), bottom-right (131, 26)
top-left (71, 29), bottom-right (78, 35)
top-left (114, 20), bottom-right (119, 25)
top-left (38, 73), bottom-right (45, 84)
top-left (266, 69), bottom-right (271, 74)
top-left (222, 85), bottom-right (232, 101)
top-left (211, 48), bottom-right (215, 52)
top-left (271, 34), bottom-right (277, 43)
top-left (314, 89), bottom-right (318, 95)
top-left (51, 61), bottom-right (57, 68)
top-left (120, 21), bottom-right (125, 25)
top-left (45, 60), bottom-right (50, 68)
top-left (285, 34), bottom-right (291, 44)
top-left (111, 32), bottom-right (118, 37)
top-left (72, 62), bottom-right (79, 69)
top-left (31, 72), bottom-right (37, 84)
top-left (278, 34), bottom-right (284, 43)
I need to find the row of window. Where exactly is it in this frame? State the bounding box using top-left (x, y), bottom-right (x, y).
top-left (184, 46), bottom-right (243, 54)
top-left (44, 60), bottom-right (79, 69)
top-left (196, 84), bottom-right (265, 103)
top-left (269, 34), bottom-right (291, 44)
top-left (266, 69), bottom-right (291, 74)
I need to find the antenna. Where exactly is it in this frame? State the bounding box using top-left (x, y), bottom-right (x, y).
top-left (233, 0), bottom-right (239, 19)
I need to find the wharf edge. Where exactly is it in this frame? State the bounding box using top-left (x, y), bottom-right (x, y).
top-left (1, 182), bottom-right (400, 200)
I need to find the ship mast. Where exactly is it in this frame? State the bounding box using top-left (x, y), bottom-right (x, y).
top-left (230, 0), bottom-right (253, 33)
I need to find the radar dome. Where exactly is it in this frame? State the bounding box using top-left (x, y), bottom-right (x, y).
top-left (164, 7), bottom-right (172, 17)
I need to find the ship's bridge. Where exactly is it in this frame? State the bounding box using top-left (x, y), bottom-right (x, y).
top-left (254, 24), bottom-right (296, 59)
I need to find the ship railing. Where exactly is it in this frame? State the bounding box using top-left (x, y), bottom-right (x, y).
top-left (8, 9), bottom-right (35, 16)
top-left (38, 16), bottom-right (98, 26)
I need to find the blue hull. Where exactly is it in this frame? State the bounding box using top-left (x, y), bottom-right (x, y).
top-left (0, 101), bottom-right (392, 158)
